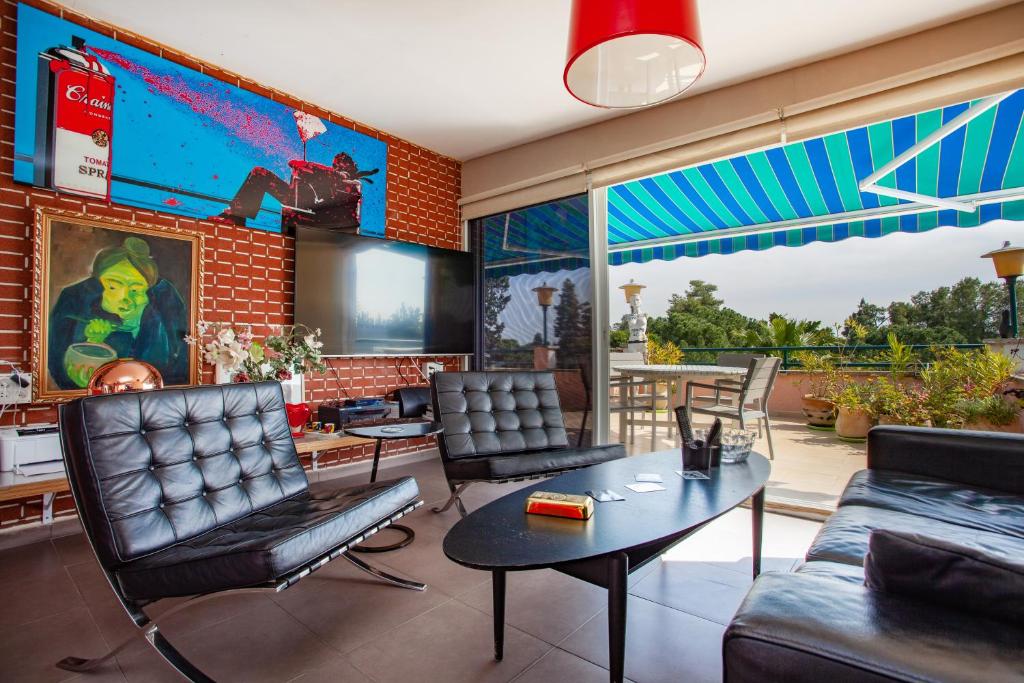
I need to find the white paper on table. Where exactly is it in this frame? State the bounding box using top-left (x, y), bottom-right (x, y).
top-left (625, 482), bottom-right (667, 493)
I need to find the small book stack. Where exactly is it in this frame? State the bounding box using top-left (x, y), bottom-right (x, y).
top-left (524, 491), bottom-right (594, 520)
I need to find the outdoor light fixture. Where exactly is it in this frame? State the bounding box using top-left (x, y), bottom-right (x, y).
top-left (619, 278), bottom-right (646, 302)
top-left (532, 283), bottom-right (557, 346)
top-left (982, 241), bottom-right (1024, 338)
top-left (564, 0), bottom-right (705, 109)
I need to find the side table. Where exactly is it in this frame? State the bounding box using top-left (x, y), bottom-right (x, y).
top-left (343, 420), bottom-right (443, 552)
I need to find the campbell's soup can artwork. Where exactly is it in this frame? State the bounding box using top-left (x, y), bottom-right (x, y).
top-left (35, 36), bottom-right (114, 200)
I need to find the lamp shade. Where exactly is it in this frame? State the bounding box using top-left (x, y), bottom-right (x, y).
top-left (564, 0), bottom-right (705, 109)
top-left (87, 359), bottom-right (164, 395)
top-left (619, 279), bottom-right (646, 301)
top-left (532, 283), bottom-right (557, 306)
top-left (981, 242), bottom-right (1024, 279)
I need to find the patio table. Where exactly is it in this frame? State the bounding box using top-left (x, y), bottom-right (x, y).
top-left (611, 364), bottom-right (748, 445)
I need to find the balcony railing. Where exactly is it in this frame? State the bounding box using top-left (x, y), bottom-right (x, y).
top-left (674, 344), bottom-right (984, 370)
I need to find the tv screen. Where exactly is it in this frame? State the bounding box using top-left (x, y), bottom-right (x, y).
top-left (294, 228), bottom-right (474, 356)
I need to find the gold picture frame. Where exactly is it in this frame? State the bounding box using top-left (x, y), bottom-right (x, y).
top-left (32, 208), bottom-right (205, 402)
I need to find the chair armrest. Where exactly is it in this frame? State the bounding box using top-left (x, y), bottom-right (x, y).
top-left (724, 572), bottom-right (1024, 683)
top-left (867, 425), bottom-right (1024, 494)
top-left (716, 378), bottom-right (743, 386)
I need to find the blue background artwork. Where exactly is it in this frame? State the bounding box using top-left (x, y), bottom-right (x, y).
top-left (13, 3), bottom-right (387, 235)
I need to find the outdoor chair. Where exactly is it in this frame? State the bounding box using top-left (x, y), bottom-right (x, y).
top-left (685, 356), bottom-right (781, 459)
top-left (430, 371), bottom-right (626, 516)
top-left (56, 381), bottom-right (425, 682)
top-left (714, 352), bottom-right (766, 408)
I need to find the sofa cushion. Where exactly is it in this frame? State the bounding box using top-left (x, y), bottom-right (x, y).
top-left (724, 571), bottom-right (1024, 683)
top-left (116, 477), bottom-right (419, 600)
top-left (795, 560), bottom-right (865, 585)
top-left (865, 529), bottom-right (1024, 624)
top-left (840, 470), bottom-right (1024, 539)
top-left (806, 505), bottom-right (1024, 567)
top-left (444, 444), bottom-right (626, 481)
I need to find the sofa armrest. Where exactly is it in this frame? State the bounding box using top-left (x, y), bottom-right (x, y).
top-left (724, 572), bottom-right (1024, 683)
top-left (867, 425), bottom-right (1024, 494)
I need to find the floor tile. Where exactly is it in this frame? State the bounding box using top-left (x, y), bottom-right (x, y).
top-left (272, 555), bottom-right (450, 653)
top-left (560, 596), bottom-right (725, 683)
top-left (348, 599), bottom-right (552, 683)
top-left (171, 600), bottom-right (343, 683)
top-left (0, 538), bottom-right (65, 584)
top-left (457, 568), bottom-right (607, 645)
top-left (0, 568), bottom-right (84, 630)
top-left (512, 647), bottom-right (636, 683)
top-left (53, 533), bottom-right (96, 567)
top-left (374, 521), bottom-right (491, 597)
top-left (629, 560), bottom-right (751, 625)
top-left (284, 655), bottom-right (373, 683)
top-left (0, 606), bottom-right (122, 682)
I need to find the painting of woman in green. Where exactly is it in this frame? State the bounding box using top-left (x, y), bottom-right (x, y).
top-left (47, 236), bottom-right (190, 389)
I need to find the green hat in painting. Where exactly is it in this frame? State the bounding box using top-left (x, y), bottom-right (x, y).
top-left (92, 237), bottom-right (159, 287)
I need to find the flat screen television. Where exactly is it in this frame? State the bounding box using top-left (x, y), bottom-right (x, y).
top-left (294, 228), bottom-right (474, 356)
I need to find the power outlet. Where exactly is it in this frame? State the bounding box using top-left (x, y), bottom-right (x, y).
top-left (421, 362), bottom-right (444, 379)
top-left (0, 372), bottom-right (32, 405)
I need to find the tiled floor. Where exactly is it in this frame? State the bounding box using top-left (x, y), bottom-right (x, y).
top-left (612, 415), bottom-right (866, 512)
top-left (0, 456), bottom-right (821, 683)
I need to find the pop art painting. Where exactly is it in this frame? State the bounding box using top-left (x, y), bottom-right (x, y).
top-left (13, 3), bottom-right (387, 236)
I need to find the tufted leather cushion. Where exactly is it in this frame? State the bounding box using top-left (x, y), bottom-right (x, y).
top-left (61, 382), bottom-right (308, 568)
top-left (432, 371), bottom-right (569, 459)
top-left (116, 477), bottom-right (419, 599)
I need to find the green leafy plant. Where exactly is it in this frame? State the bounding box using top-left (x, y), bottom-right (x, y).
top-left (873, 376), bottom-right (931, 426)
top-left (831, 379), bottom-right (877, 416)
top-left (920, 346), bottom-right (1016, 426)
top-left (236, 324), bottom-right (326, 382)
top-left (793, 351), bottom-right (842, 398)
top-left (956, 395), bottom-right (1021, 427)
top-left (646, 337), bottom-right (684, 365)
top-left (884, 332), bottom-right (918, 377)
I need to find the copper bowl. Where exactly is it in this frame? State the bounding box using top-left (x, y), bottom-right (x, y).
top-left (87, 359), bottom-right (164, 395)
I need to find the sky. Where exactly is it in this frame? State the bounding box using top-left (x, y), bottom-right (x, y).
top-left (608, 220), bottom-right (1024, 327)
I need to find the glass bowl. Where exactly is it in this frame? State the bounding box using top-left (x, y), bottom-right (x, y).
top-left (692, 428), bottom-right (757, 463)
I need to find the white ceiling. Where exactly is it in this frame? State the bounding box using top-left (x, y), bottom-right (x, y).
top-left (63, 0), bottom-right (1017, 161)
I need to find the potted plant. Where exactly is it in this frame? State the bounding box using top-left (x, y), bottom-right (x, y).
top-left (646, 338), bottom-right (684, 410)
top-left (921, 346), bottom-right (1017, 428)
top-left (794, 351), bottom-right (841, 430)
top-left (874, 377), bottom-right (931, 427)
top-left (956, 394), bottom-right (1023, 433)
top-left (832, 379), bottom-right (876, 441)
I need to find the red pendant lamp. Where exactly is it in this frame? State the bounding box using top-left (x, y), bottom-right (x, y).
top-left (564, 0), bottom-right (705, 109)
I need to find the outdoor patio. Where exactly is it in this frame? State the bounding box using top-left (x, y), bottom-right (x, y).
top-left (610, 415), bottom-right (867, 515)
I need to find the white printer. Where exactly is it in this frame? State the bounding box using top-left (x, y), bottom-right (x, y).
top-left (0, 424), bottom-right (63, 475)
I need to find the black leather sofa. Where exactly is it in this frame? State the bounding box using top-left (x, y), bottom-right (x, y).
top-left (724, 425), bottom-right (1024, 682)
top-left (430, 371), bottom-right (626, 516)
top-left (57, 381), bottom-right (426, 682)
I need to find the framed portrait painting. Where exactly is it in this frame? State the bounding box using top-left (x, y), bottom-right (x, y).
top-left (32, 208), bottom-right (204, 402)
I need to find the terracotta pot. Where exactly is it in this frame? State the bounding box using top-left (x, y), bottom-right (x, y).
top-left (835, 407), bottom-right (872, 441)
top-left (963, 418), bottom-right (1023, 433)
top-left (801, 394), bottom-right (836, 429)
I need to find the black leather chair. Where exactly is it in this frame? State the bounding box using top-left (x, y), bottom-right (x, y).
top-left (57, 381), bottom-right (426, 682)
top-left (429, 371), bottom-right (626, 516)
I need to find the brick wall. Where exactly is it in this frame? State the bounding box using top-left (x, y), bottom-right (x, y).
top-left (0, 0), bottom-right (463, 529)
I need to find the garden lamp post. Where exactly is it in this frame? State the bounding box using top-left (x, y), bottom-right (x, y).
top-left (532, 283), bottom-right (557, 346)
top-left (982, 242), bottom-right (1024, 338)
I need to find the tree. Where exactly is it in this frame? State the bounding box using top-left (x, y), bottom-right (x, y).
top-left (844, 299), bottom-right (886, 339)
top-left (553, 278), bottom-right (591, 364)
top-left (645, 280), bottom-right (756, 353)
top-left (483, 275), bottom-right (511, 352)
top-left (745, 314), bottom-right (837, 347)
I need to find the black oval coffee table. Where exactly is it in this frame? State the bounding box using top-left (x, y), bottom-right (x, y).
top-left (443, 449), bottom-right (770, 683)
top-left (344, 419), bottom-right (443, 552)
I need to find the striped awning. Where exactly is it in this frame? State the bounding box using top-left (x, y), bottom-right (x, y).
top-left (482, 193), bottom-right (590, 278)
top-left (609, 89), bottom-right (1024, 265)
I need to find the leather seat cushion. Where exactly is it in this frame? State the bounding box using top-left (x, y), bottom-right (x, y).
top-left (444, 444), bottom-right (626, 481)
top-left (795, 560), bottom-right (865, 585)
top-left (839, 470), bottom-right (1024, 539)
top-left (116, 477), bottom-right (419, 600)
top-left (806, 504), bottom-right (1024, 567)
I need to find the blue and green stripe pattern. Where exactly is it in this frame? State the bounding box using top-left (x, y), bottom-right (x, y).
top-left (482, 193), bottom-right (590, 277)
top-left (609, 88), bottom-right (1024, 265)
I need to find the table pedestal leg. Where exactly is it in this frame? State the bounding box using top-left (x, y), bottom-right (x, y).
top-left (493, 570), bottom-right (506, 661)
top-left (608, 552), bottom-right (629, 683)
top-left (752, 486), bottom-right (765, 579)
top-left (369, 438), bottom-right (383, 483)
